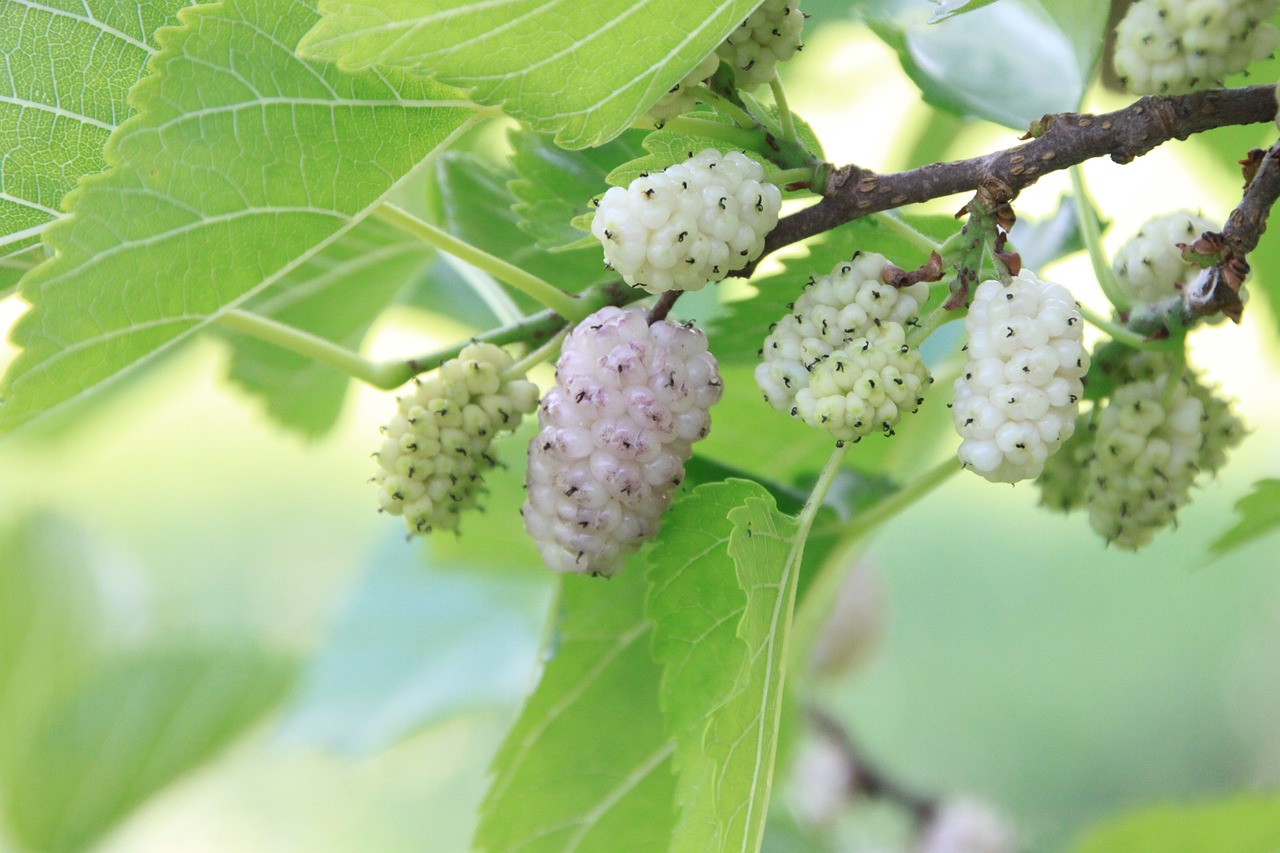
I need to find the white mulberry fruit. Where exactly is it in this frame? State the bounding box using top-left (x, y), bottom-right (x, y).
top-left (718, 0), bottom-right (807, 88)
top-left (755, 253), bottom-right (933, 442)
top-left (591, 149), bottom-right (782, 294)
top-left (522, 306), bottom-right (723, 577)
top-left (1113, 0), bottom-right (1280, 94)
top-left (375, 343), bottom-right (539, 535)
top-left (1112, 210), bottom-right (1218, 307)
top-left (952, 271), bottom-right (1089, 483)
top-left (647, 53), bottom-right (720, 122)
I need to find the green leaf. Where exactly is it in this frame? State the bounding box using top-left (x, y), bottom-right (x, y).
top-left (858, 0), bottom-right (1108, 128)
top-left (3, 648), bottom-right (294, 853)
top-left (297, 0), bottom-right (764, 147)
top-left (475, 568), bottom-right (676, 853)
top-left (1209, 479), bottom-right (1280, 558)
top-left (647, 480), bottom-right (803, 852)
top-left (508, 128), bottom-right (648, 250)
top-left (1075, 795), bottom-right (1280, 853)
top-left (277, 537), bottom-right (548, 754)
top-left (927, 0), bottom-right (1001, 22)
top-left (0, 0), bottom-right (478, 433)
top-left (605, 111), bottom-right (823, 190)
top-left (0, 515), bottom-right (107, 773)
top-left (224, 216), bottom-right (430, 437)
top-left (0, 0), bottom-right (191, 255)
top-left (0, 245), bottom-right (44, 298)
top-left (437, 152), bottom-right (610, 297)
top-left (708, 214), bottom-right (957, 365)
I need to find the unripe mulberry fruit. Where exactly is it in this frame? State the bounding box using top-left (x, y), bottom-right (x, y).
top-left (591, 149), bottom-right (782, 294)
top-left (1113, 0), bottom-right (1280, 94)
top-left (522, 306), bottom-right (723, 577)
top-left (1112, 210), bottom-right (1218, 307)
top-left (647, 53), bottom-right (720, 123)
top-left (374, 343), bottom-right (539, 535)
top-left (755, 253), bottom-right (933, 442)
top-left (952, 271), bottom-right (1089, 484)
top-left (718, 0), bottom-right (807, 89)
top-left (1085, 372), bottom-right (1204, 549)
top-left (1034, 413), bottom-right (1097, 513)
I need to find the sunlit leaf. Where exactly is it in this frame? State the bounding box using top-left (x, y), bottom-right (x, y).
top-left (298, 0), bottom-right (764, 147)
top-left (0, 0), bottom-right (478, 433)
top-left (0, 0), bottom-right (191, 256)
top-left (277, 537), bottom-right (548, 753)
top-left (646, 480), bottom-right (804, 852)
top-left (1075, 795), bottom-right (1280, 853)
top-left (3, 649), bottom-right (293, 853)
top-left (1209, 479), bottom-right (1280, 558)
top-left (475, 568), bottom-right (676, 853)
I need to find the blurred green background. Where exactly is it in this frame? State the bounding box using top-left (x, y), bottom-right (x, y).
top-left (2, 5), bottom-right (1280, 853)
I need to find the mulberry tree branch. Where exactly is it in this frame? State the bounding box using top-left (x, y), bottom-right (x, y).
top-left (756, 84), bottom-right (1279, 262)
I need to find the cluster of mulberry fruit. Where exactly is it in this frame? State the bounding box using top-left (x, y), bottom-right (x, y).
top-left (521, 306), bottom-right (723, 577)
top-left (1113, 0), bottom-right (1279, 94)
top-left (1036, 353), bottom-right (1245, 549)
top-left (952, 271), bottom-right (1090, 484)
top-left (374, 343), bottom-right (539, 535)
top-left (718, 0), bottom-right (807, 88)
top-left (591, 149), bottom-right (781, 294)
top-left (755, 253), bottom-right (933, 442)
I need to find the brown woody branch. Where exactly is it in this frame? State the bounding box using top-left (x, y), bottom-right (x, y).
top-left (757, 84), bottom-right (1279, 262)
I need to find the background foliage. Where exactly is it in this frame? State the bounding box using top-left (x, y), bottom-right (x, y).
top-left (1, 1), bottom-right (1279, 851)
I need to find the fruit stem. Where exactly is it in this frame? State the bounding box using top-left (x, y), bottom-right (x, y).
top-left (1076, 302), bottom-right (1148, 349)
top-left (393, 310), bottom-right (575, 386)
top-left (769, 76), bottom-right (799, 148)
top-left (504, 325), bottom-right (570, 380)
top-left (656, 116), bottom-right (767, 153)
top-left (905, 301), bottom-right (955, 349)
top-left (790, 455), bottom-right (961, 672)
top-left (1070, 166), bottom-right (1130, 313)
top-left (215, 309), bottom-right (399, 388)
top-left (872, 212), bottom-right (942, 255)
top-left (374, 203), bottom-right (583, 320)
top-left (695, 85), bottom-right (759, 129)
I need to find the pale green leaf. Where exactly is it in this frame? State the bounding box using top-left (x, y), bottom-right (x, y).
top-left (298, 0), bottom-right (764, 148)
top-left (1075, 795), bottom-right (1280, 853)
top-left (0, 0), bottom-right (191, 255)
top-left (605, 111), bottom-right (823, 190)
top-left (0, 515), bottom-right (106, 772)
top-left (3, 648), bottom-right (294, 853)
top-left (0, 0), bottom-right (479, 433)
top-left (276, 537), bottom-right (548, 754)
top-left (858, 0), bottom-right (1107, 128)
top-left (927, 0), bottom-right (1001, 23)
top-left (0, 245), bottom-right (44, 297)
top-left (1209, 479), bottom-right (1280, 558)
top-left (224, 216), bottom-right (431, 438)
top-left (508, 128), bottom-right (648, 250)
top-left (646, 480), bottom-right (804, 853)
top-left (475, 568), bottom-right (677, 853)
